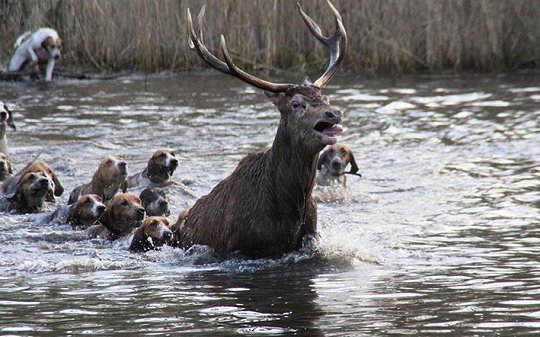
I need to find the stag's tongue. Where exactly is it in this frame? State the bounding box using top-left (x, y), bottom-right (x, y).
top-left (322, 124), bottom-right (343, 137)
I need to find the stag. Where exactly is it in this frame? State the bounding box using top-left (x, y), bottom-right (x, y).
top-left (175, 0), bottom-right (347, 258)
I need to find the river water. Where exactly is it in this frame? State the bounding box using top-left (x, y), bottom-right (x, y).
top-left (0, 72), bottom-right (539, 336)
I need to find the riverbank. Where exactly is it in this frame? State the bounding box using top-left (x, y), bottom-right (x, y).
top-left (1, 0), bottom-right (539, 74)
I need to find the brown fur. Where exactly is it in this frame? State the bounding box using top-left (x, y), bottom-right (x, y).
top-left (0, 153), bottom-right (13, 181)
top-left (129, 216), bottom-right (173, 252)
top-left (174, 85), bottom-right (343, 258)
top-left (68, 155), bottom-right (128, 205)
top-left (2, 171), bottom-right (54, 213)
top-left (88, 193), bottom-right (145, 241)
top-left (317, 143), bottom-right (359, 187)
top-left (1, 160), bottom-right (64, 201)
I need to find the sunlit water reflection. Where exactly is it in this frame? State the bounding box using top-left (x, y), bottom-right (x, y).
top-left (0, 72), bottom-right (539, 336)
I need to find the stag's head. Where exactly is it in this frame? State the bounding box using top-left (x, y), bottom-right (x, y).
top-left (188, 0), bottom-right (347, 151)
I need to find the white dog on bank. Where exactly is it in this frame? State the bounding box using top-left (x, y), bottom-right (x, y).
top-left (8, 28), bottom-right (62, 81)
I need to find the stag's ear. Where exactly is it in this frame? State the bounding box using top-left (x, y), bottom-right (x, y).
top-left (301, 76), bottom-right (313, 86)
top-left (264, 91), bottom-right (280, 99)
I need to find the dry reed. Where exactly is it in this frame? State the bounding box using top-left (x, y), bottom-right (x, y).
top-left (0, 0), bottom-right (539, 75)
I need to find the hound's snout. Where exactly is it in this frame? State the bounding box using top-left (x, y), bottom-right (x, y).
top-left (96, 205), bottom-right (106, 214)
top-left (331, 159), bottom-right (342, 170)
top-left (136, 207), bottom-right (146, 217)
top-left (163, 231), bottom-right (173, 239)
top-left (39, 177), bottom-right (51, 187)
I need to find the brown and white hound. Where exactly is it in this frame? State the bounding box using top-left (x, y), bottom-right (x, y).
top-left (87, 193), bottom-right (145, 241)
top-left (0, 153), bottom-right (13, 182)
top-left (1, 159), bottom-right (64, 201)
top-left (126, 150), bottom-right (178, 188)
top-left (129, 216), bottom-right (173, 252)
top-left (8, 28), bottom-right (62, 81)
top-left (0, 102), bottom-right (16, 157)
top-left (0, 171), bottom-right (54, 214)
top-left (139, 187), bottom-right (170, 217)
top-left (316, 143), bottom-right (359, 188)
top-left (29, 194), bottom-right (106, 229)
top-left (68, 155), bottom-right (128, 205)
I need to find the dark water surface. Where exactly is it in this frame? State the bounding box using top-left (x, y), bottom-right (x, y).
top-left (0, 72), bottom-right (539, 336)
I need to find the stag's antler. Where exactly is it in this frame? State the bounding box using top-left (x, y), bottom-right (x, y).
top-left (297, 0), bottom-right (347, 88)
top-left (187, 0), bottom-right (347, 92)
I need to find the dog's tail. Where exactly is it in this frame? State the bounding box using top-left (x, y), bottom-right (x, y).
top-left (14, 31), bottom-right (32, 49)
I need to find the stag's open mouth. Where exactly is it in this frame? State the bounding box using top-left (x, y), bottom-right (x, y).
top-left (314, 122), bottom-right (343, 145)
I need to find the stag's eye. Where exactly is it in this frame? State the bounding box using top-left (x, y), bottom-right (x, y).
top-left (291, 101), bottom-right (304, 111)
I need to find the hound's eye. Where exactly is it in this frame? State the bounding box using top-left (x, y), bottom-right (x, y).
top-left (149, 222), bottom-right (159, 228)
top-left (170, 151), bottom-right (175, 156)
top-left (104, 159), bottom-right (113, 166)
top-left (121, 200), bottom-right (129, 206)
top-left (159, 153), bottom-right (167, 158)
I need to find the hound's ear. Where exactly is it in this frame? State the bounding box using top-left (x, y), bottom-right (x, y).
top-left (52, 173), bottom-right (64, 196)
top-left (4, 105), bottom-right (16, 130)
top-left (317, 151), bottom-right (328, 170)
top-left (41, 37), bottom-right (51, 48)
top-left (121, 180), bottom-right (128, 193)
top-left (348, 151), bottom-right (359, 175)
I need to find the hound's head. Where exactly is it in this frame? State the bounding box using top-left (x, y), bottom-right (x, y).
top-left (22, 160), bottom-right (64, 198)
top-left (139, 187), bottom-right (170, 217)
top-left (96, 155), bottom-right (128, 186)
top-left (71, 194), bottom-right (107, 229)
top-left (147, 149), bottom-right (178, 181)
top-left (42, 35), bottom-right (62, 60)
top-left (131, 216), bottom-right (173, 252)
top-left (318, 143), bottom-right (359, 177)
top-left (100, 193), bottom-right (145, 235)
top-left (0, 103), bottom-right (16, 138)
top-left (0, 153), bottom-right (13, 181)
top-left (8, 171), bottom-right (54, 212)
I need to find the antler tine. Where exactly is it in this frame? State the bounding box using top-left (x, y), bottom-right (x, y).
top-left (187, 6), bottom-right (294, 93)
top-left (297, 0), bottom-right (347, 88)
top-left (187, 6), bottom-right (231, 74)
top-left (219, 36), bottom-right (294, 93)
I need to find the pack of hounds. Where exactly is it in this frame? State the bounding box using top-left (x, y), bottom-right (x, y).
top-left (1, 100), bottom-right (359, 253)
top-left (2, 2), bottom-right (357, 258)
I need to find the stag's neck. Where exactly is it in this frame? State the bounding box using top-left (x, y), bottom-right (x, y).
top-left (268, 125), bottom-right (321, 210)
